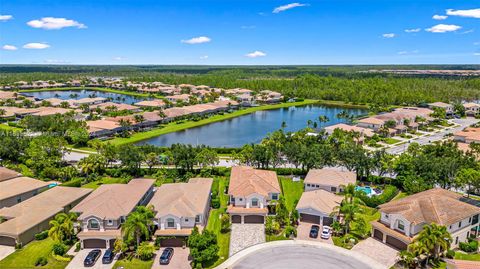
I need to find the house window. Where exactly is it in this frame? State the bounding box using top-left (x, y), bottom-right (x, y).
top-left (185, 218), bottom-right (189, 222)
top-left (397, 220), bottom-right (405, 231)
top-left (331, 187), bottom-right (337, 192)
top-left (88, 219), bottom-right (100, 229)
top-left (251, 198), bottom-right (259, 207)
top-left (195, 215), bottom-right (200, 223)
top-left (455, 237), bottom-right (459, 245)
top-left (385, 214), bottom-right (389, 219)
top-left (316, 185), bottom-right (319, 188)
top-left (166, 218), bottom-right (175, 228)
top-left (107, 220), bottom-right (113, 226)
top-left (458, 222), bottom-right (461, 228)
top-left (306, 184), bottom-right (311, 187)
top-left (271, 194), bottom-right (278, 200)
top-left (231, 196), bottom-right (235, 203)
top-left (239, 198), bottom-right (243, 202)
top-left (120, 216), bottom-right (126, 224)
top-left (17, 197), bottom-right (21, 203)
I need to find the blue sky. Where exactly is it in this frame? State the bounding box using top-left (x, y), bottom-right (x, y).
top-left (0, 0), bottom-right (479, 65)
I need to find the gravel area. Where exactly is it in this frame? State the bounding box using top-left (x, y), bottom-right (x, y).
top-left (229, 224), bottom-right (265, 257)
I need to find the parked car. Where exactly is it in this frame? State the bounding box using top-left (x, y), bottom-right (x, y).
top-left (84, 249), bottom-right (102, 267)
top-left (102, 248), bottom-right (115, 264)
top-left (159, 247), bottom-right (174, 265)
top-left (309, 225), bottom-right (320, 238)
top-left (321, 226), bottom-right (331, 239)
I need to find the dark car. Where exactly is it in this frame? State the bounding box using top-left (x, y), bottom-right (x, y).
top-left (102, 248), bottom-right (114, 264)
top-left (159, 247), bottom-right (174, 265)
top-left (309, 225), bottom-right (320, 238)
top-left (84, 249), bottom-right (101, 267)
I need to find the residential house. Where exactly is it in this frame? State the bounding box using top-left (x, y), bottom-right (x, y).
top-left (463, 103), bottom-right (480, 117)
top-left (304, 168), bottom-right (356, 193)
top-left (296, 189), bottom-right (342, 227)
top-left (0, 187), bottom-right (92, 246)
top-left (454, 127), bottom-right (480, 144)
top-left (134, 99), bottom-right (166, 109)
top-left (428, 102), bottom-right (454, 115)
top-left (227, 166), bottom-right (281, 224)
top-left (324, 123), bottom-right (375, 144)
top-left (166, 94), bottom-right (191, 104)
top-left (148, 178), bottom-right (213, 247)
top-left (356, 117), bottom-right (385, 132)
top-left (86, 120), bottom-right (123, 137)
top-left (0, 168), bottom-right (50, 208)
top-left (89, 102), bottom-right (140, 113)
top-left (371, 188), bottom-right (480, 250)
top-left (71, 178), bottom-right (155, 249)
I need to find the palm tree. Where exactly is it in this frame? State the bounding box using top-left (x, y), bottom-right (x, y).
top-left (134, 114), bottom-right (145, 124)
top-left (48, 212), bottom-right (77, 242)
top-left (318, 115), bottom-right (330, 126)
top-left (121, 206), bottom-right (154, 247)
top-left (0, 109), bottom-right (5, 117)
top-left (281, 121), bottom-right (287, 129)
top-left (411, 223), bottom-right (451, 264)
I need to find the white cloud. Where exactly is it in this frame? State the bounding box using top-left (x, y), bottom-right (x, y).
top-left (474, 41), bottom-right (480, 45)
top-left (112, 56), bottom-right (126, 61)
top-left (241, 25), bottom-right (256, 29)
top-left (27, 17), bottom-right (86, 30)
top-left (199, 55), bottom-right (208, 60)
top-left (461, 29), bottom-right (475, 34)
top-left (273, 3), bottom-right (308, 13)
top-left (0, 15), bottom-right (13, 21)
top-left (23, 42), bottom-right (50, 49)
top-left (245, 50), bottom-right (266, 58)
top-left (382, 33), bottom-right (395, 38)
top-left (425, 24), bottom-right (461, 33)
top-left (2, 45), bottom-right (17, 50)
top-left (44, 59), bottom-right (70, 64)
top-left (181, 36), bottom-right (211, 44)
top-left (397, 50), bottom-right (419, 55)
top-left (432, 14), bottom-right (448, 20)
top-left (446, 8), bottom-right (480, 19)
top-left (474, 53), bottom-right (480, 56)
top-left (405, 28), bottom-right (421, 33)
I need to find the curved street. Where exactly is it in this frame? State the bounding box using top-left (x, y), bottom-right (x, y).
top-left (217, 240), bottom-right (386, 269)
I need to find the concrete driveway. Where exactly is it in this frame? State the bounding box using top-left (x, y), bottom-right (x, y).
top-left (0, 245), bottom-right (15, 261)
top-left (229, 224), bottom-right (265, 257)
top-left (352, 238), bottom-right (398, 268)
top-left (66, 249), bottom-right (116, 269)
top-left (151, 247), bottom-right (190, 269)
top-left (296, 222), bottom-right (333, 244)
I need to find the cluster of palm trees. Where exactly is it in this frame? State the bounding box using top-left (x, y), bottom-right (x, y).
top-left (331, 184), bottom-right (364, 235)
top-left (48, 212), bottom-right (77, 243)
top-left (120, 205), bottom-right (155, 248)
top-left (399, 223), bottom-right (451, 268)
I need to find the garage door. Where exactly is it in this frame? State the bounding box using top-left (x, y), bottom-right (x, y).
top-left (244, 215), bottom-right (264, 224)
top-left (373, 229), bottom-right (383, 241)
top-left (231, 215), bottom-right (241, 223)
top-left (386, 235), bottom-right (408, 250)
top-left (160, 238), bottom-right (184, 247)
top-left (300, 213), bottom-right (320, 224)
top-left (322, 216), bottom-right (334, 226)
top-left (0, 236), bottom-right (16, 246)
top-left (83, 239), bottom-right (106, 249)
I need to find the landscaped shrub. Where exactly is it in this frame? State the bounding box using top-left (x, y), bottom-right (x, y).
top-left (60, 178), bottom-right (82, 187)
top-left (459, 239), bottom-right (478, 253)
top-left (265, 216), bottom-right (281, 235)
top-left (75, 242), bottom-right (81, 252)
top-left (211, 198), bottom-right (220, 209)
top-left (34, 230), bottom-right (49, 240)
top-left (284, 226), bottom-right (297, 238)
top-left (220, 214), bottom-right (231, 233)
top-left (356, 185), bottom-right (398, 208)
top-left (52, 242), bottom-right (67, 256)
top-left (272, 168), bottom-right (304, 176)
top-left (35, 256), bottom-right (48, 266)
top-left (446, 249), bottom-right (455, 259)
top-left (136, 242), bottom-right (155, 261)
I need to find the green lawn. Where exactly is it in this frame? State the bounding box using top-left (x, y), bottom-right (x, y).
top-left (205, 177), bottom-right (230, 269)
top-left (82, 176), bottom-right (125, 189)
top-left (392, 191), bottom-right (408, 201)
top-left (113, 257), bottom-right (153, 269)
top-left (107, 99), bottom-right (318, 146)
top-left (455, 252), bottom-right (480, 261)
top-left (382, 137), bottom-right (401, 145)
top-left (279, 177), bottom-right (304, 212)
top-left (0, 238), bottom-right (70, 269)
top-left (357, 206), bottom-right (381, 233)
top-left (0, 124), bottom-right (22, 132)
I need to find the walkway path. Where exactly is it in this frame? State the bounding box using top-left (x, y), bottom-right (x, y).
top-left (229, 224), bottom-right (265, 257)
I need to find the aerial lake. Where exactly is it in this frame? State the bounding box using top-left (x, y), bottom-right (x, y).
top-left (136, 105), bottom-right (367, 148)
top-left (21, 89), bottom-right (148, 104)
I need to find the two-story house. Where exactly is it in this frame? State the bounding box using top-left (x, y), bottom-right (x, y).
top-left (428, 102), bottom-right (454, 116)
top-left (371, 188), bottom-right (480, 250)
top-left (304, 168), bottom-right (356, 193)
top-left (463, 103), bottom-right (480, 117)
top-left (148, 178), bottom-right (213, 247)
top-left (71, 178), bottom-right (155, 249)
top-left (227, 166), bottom-right (281, 224)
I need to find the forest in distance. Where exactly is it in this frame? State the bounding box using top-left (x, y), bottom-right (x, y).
top-left (1, 64), bottom-right (480, 106)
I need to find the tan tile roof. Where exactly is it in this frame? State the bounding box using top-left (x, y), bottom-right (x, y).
top-left (90, 102), bottom-right (139, 111)
top-left (148, 178), bottom-right (212, 218)
top-left (134, 99), bottom-right (165, 107)
top-left (226, 206), bottom-right (268, 214)
top-left (31, 107), bottom-right (71, 116)
top-left (378, 188), bottom-right (480, 225)
top-left (0, 91), bottom-right (17, 100)
top-left (72, 178), bottom-right (154, 220)
top-left (228, 166), bottom-right (280, 197)
top-left (429, 102), bottom-right (452, 108)
top-left (0, 187), bottom-right (92, 237)
top-left (77, 229), bottom-right (121, 239)
top-left (358, 117), bottom-right (385, 125)
top-left (463, 103), bottom-right (480, 109)
top-left (445, 259), bottom-right (480, 269)
top-left (86, 120), bottom-right (121, 132)
top-left (325, 123), bottom-right (375, 137)
top-left (304, 168), bottom-right (356, 187)
top-left (155, 227), bottom-right (197, 236)
top-left (0, 167), bottom-right (21, 182)
top-left (295, 189), bottom-right (343, 214)
top-left (371, 221), bottom-right (413, 243)
top-left (0, 177), bottom-right (50, 201)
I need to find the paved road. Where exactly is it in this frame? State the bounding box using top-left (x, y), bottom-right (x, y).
top-left (386, 118), bottom-right (479, 155)
top-left (227, 242), bottom-right (384, 269)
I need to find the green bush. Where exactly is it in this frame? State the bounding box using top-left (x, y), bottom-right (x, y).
top-left (211, 198), bottom-right (220, 209)
top-left (459, 239), bottom-right (479, 253)
top-left (356, 185), bottom-right (398, 208)
top-left (75, 242), bottom-right (81, 252)
top-left (60, 178), bottom-right (82, 187)
top-left (34, 230), bottom-right (49, 240)
top-left (52, 242), bottom-right (67, 256)
top-left (136, 242), bottom-right (155, 261)
top-left (446, 249), bottom-right (455, 259)
top-left (35, 256), bottom-right (48, 266)
top-left (284, 226), bottom-right (297, 238)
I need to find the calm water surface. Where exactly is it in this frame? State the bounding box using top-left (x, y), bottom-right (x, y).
top-left (136, 105), bottom-right (367, 148)
top-left (22, 90), bottom-right (148, 104)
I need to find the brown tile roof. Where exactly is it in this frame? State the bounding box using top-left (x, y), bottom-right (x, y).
top-left (134, 99), bottom-right (166, 107)
top-left (90, 102), bottom-right (139, 111)
top-left (445, 259), bottom-right (480, 269)
top-left (72, 178), bottom-right (154, 220)
top-left (304, 168), bottom-right (356, 187)
top-left (0, 177), bottom-right (50, 201)
top-left (148, 178), bottom-right (212, 218)
top-left (228, 166), bottom-right (280, 197)
top-left (325, 123), bottom-right (375, 137)
top-left (226, 206), bottom-right (268, 214)
top-left (31, 107), bottom-right (71, 116)
top-left (429, 102), bottom-right (452, 108)
top-left (86, 120), bottom-right (122, 132)
top-left (77, 229), bottom-right (121, 239)
top-left (295, 189), bottom-right (343, 214)
top-left (0, 167), bottom-right (21, 182)
top-left (0, 187), bottom-right (92, 237)
top-left (378, 188), bottom-right (480, 225)
top-left (154, 227), bottom-right (197, 236)
top-left (358, 117), bottom-right (385, 125)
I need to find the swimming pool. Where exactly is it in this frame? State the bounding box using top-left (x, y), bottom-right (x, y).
top-left (355, 186), bottom-right (373, 195)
